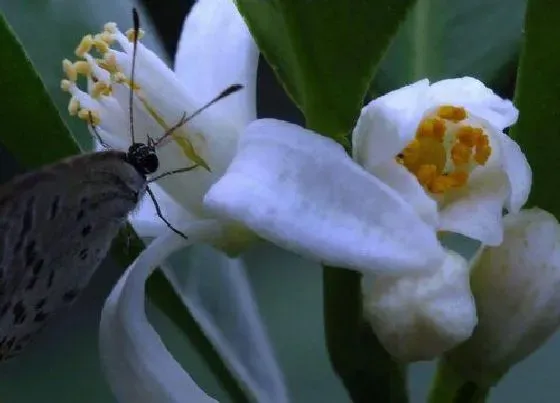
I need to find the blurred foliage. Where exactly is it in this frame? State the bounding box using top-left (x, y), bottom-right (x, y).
top-left (0, 11), bottom-right (79, 168)
top-left (372, 0), bottom-right (527, 99)
top-left (510, 0), bottom-right (560, 221)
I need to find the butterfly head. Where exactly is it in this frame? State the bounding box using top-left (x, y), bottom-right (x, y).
top-left (126, 142), bottom-right (159, 175)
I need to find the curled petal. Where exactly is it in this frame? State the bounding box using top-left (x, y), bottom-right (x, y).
top-left (353, 79), bottom-right (429, 167)
top-left (161, 245), bottom-right (288, 403)
top-left (99, 223), bottom-right (222, 403)
top-left (364, 250), bottom-right (476, 362)
top-left (439, 169), bottom-right (509, 246)
top-left (495, 131), bottom-right (532, 213)
top-left (175, 0), bottom-right (258, 130)
top-left (205, 119), bottom-right (446, 275)
top-left (427, 77), bottom-right (518, 131)
top-left (365, 160), bottom-right (439, 227)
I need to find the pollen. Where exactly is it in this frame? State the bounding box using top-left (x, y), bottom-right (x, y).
top-left (396, 106), bottom-right (492, 195)
top-left (78, 109), bottom-right (100, 125)
top-left (68, 97), bottom-right (80, 116)
top-left (75, 35), bottom-right (93, 57)
top-left (91, 81), bottom-right (111, 98)
top-left (437, 105), bottom-right (467, 122)
top-left (417, 117), bottom-right (446, 140)
top-left (125, 28), bottom-right (145, 42)
top-left (103, 22), bottom-right (117, 33)
top-left (93, 34), bottom-right (110, 54)
top-left (60, 79), bottom-right (72, 92)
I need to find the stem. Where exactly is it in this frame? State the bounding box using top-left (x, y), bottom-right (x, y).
top-left (428, 360), bottom-right (490, 403)
top-left (323, 266), bottom-right (408, 403)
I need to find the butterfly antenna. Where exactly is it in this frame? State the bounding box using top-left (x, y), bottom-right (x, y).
top-left (154, 83), bottom-right (244, 147)
top-left (129, 8), bottom-right (140, 145)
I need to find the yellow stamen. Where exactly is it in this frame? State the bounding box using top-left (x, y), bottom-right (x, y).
top-left (451, 143), bottom-right (472, 166)
top-left (430, 175), bottom-right (456, 194)
top-left (91, 81), bottom-right (111, 98)
top-left (68, 97), bottom-right (80, 116)
top-left (437, 105), bottom-right (467, 122)
top-left (125, 28), bottom-right (145, 42)
top-left (74, 61), bottom-right (91, 76)
top-left (104, 22), bottom-right (117, 34)
top-left (93, 34), bottom-right (110, 53)
top-left (417, 117), bottom-right (446, 141)
top-left (397, 106), bottom-right (492, 196)
top-left (75, 34), bottom-right (93, 57)
top-left (62, 59), bottom-right (77, 82)
top-left (78, 109), bottom-right (100, 125)
top-left (456, 126), bottom-right (480, 147)
top-left (416, 164), bottom-right (437, 188)
top-left (60, 79), bottom-right (72, 92)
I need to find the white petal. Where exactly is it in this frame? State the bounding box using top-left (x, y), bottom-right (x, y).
top-left (495, 131), bottom-right (532, 213)
top-left (175, 0), bottom-right (258, 129)
top-left (364, 250), bottom-right (476, 362)
top-left (439, 169), bottom-right (509, 246)
top-left (205, 119), bottom-right (446, 275)
top-left (100, 223), bottom-right (222, 403)
top-left (427, 77), bottom-right (518, 130)
top-left (353, 79), bottom-right (429, 167)
top-left (366, 160), bottom-right (439, 227)
top-left (161, 245), bottom-right (288, 403)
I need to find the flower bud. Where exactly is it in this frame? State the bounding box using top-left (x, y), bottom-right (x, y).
top-left (363, 250), bottom-right (476, 361)
top-left (446, 208), bottom-right (560, 386)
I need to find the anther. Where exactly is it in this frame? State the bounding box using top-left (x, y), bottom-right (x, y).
top-left (436, 105), bottom-right (467, 122)
top-left (78, 109), bottom-right (100, 125)
top-left (93, 34), bottom-right (110, 53)
top-left (451, 143), bottom-right (472, 166)
top-left (75, 35), bottom-right (94, 57)
top-left (60, 79), bottom-right (73, 92)
top-left (104, 22), bottom-right (118, 33)
top-left (68, 97), bottom-right (80, 116)
top-left (62, 59), bottom-right (77, 82)
top-left (91, 81), bottom-right (111, 98)
top-left (74, 61), bottom-right (91, 76)
top-left (125, 28), bottom-right (145, 42)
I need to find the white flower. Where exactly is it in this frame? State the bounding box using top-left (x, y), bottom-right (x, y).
top-left (445, 208), bottom-right (560, 387)
top-left (363, 250), bottom-right (476, 361)
top-left (205, 77), bottom-right (530, 361)
top-left (62, 1), bottom-right (288, 401)
top-left (353, 78), bottom-right (532, 246)
top-left (61, 0), bottom-right (259, 254)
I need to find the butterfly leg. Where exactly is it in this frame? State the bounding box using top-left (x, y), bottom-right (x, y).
top-left (87, 111), bottom-right (111, 149)
top-left (145, 186), bottom-right (188, 240)
top-left (147, 165), bottom-right (199, 183)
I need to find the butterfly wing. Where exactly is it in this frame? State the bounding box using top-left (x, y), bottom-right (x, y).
top-left (0, 151), bottom-right (146, 359)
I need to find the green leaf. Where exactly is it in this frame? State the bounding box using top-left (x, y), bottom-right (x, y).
top-left (324, 266), bottom-right (408, 403)
top-left (372, 0), bottom-right (527, 95)
top-left (234, 0), bottom-right (416, 142)
top-left (0, 11), bottom-right (80, 168)
top-left (509, 0), bottom-right (560, 219)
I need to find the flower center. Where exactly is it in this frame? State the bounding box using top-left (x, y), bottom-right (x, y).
top-left (59, 23), bottom-right (209, 170)
top-left (396, 106), bottom-right (492, 194)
